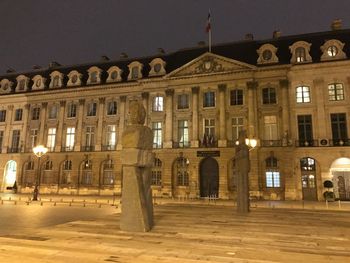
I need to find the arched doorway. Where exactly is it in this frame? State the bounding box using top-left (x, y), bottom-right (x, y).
top-left (300, 157), bottom-right (317, 200)
top-left (2, 160), bottom-right (17, 191)
top-left (330, 158), bottom-right (350, 200)
top-left (199, 157), bottom-right (219, 198)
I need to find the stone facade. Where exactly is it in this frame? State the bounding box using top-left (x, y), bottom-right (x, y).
top-left (1, 28), bottom-right (350, 201)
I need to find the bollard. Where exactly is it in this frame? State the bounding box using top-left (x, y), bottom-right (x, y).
top-left (27, 201), bottom-right (29, 205)
top-left (19, 197), bottom-right (21, 201)
top-left (326, 200), bottom-right (328, 209)
top-left (14, 201), bottom-right (17, 205)
top-left (1, 200), bottom-right (3, 205)
top-left (95, 199), bottom-right (97, 203)
top-left (50, 198), bottom-right (52, 202)
top-left (338, 200), bottom-right (341, 209)
top-left (54, 202), bottom-right (56, 206)
top-left (69, 202), bottom-right (72, 206)
top-left (99, 204), bottom-right (102, 208)
top-left (9, 197), bottom-right (11, 201)
top-left (83, 203), bottom-right (86, 207)
top-left (40, 201), bottom-right (43, 206)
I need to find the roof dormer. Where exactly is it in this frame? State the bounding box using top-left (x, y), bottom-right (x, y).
top-left (87, 66), bottom-right (102, 85)
top-left (32, 75), bottom-right (46, 90)
top-left (257, 44), bottom-right (279, 65)
top-left (289, 41), bottom-right (312, 64)
top-left (49, 71), bottom-right (64, 88)
top-left (15, 75), bottom-right (30, 92)
top-left (106, 66), bottom-right (123, 83)
top-left (67, 70), bottom-right (83, 87)
top-left (149, 58), bottom-right (166, 76)
top-left (0, 79), bottom-right (13, 94)
top-left (320, 39), bottom-right (346, 61)
top-left (127, 61), bottom-right (143, 80)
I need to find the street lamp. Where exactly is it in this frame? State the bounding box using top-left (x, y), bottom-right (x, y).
top-left (32, 145), bottom-right (48, 201)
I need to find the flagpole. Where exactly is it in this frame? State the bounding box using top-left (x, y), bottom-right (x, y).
top-left (209, 28), bottom-right (212, 52)
top-left (206, 10), bottom-right (212, 53)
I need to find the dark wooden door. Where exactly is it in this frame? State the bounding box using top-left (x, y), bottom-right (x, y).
top-left (302, 174), bottom-right (318, 200)
top-left (200, 157), bottom-right (219, 198)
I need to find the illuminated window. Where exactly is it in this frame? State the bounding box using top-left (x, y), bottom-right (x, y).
top-left (107, 101), bottom-right (117, 115)
top-left (176, 157), bottom-right (189, 186)
top-left (151, 158), bottom-right (162, 185)
top-left (296, 86), bottom-right (310, 103)
top-left (47, 128), bottom-right (56, 151)
top-left (178, 120), bottom-right (189, 147)
top-left (328, 83), bottom-right (344, 101)
top-left (295, 47), bottom-right (306, 62)
top-left (153, 96), bottom-right (164, 112)
top-left (152, 122), bottom-right (162, 148)
top-left (65, 127), bottom-right (75, 151)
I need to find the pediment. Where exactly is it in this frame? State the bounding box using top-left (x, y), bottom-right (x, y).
top-left (166, 52), bottom-right (255, 78)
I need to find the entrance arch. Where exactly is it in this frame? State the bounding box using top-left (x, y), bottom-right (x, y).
top-left (330, 158), bottom-right (350, 200)
top-left (199, 157), bottom-right (219, 198)
top-left (2, 160), bottom-right (17, 191)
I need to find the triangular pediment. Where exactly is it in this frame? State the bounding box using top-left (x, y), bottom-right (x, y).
top-left (166, 52), bottom-right (255, 78)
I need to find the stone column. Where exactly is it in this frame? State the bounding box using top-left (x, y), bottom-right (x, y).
top-left (95, 97), bottom-right (105, 151)
top-left (218, 84), bottom-right (227, 147)
top-left (38, 102), bottom-right (48, 145)
top-left (141, 92), bottom-right (149, 126)
top-left (120, 101), bottom-right (154, 232)
top-left (164, 88), bottom-right (174, 148)
top-left (2, 105), bottom-right (14, 153)
top-left (74, 99), bottom-right (85, 151)
top-left (55, 101), bottom-right (66, 152)
top-left (314, 78), bottom-right (327, 139)
top-left (117, 96), bottom-right (126, 150)
top-left (191, 87), bottom-right (199, 147)
top-left (247, 81), bottom-right (258, 138)
top-left (280, 79), bottom-right (290, 146)
top-left (21, 104), bottom-right (30, 152)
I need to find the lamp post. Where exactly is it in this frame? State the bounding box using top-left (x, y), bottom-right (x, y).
top-left (32, 145), bottom-right (48, 201)
top-left (235, 131), bottom-right (257, 213)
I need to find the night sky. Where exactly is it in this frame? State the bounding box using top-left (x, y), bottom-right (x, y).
top-left (0, 0), bottom-right (350, 73)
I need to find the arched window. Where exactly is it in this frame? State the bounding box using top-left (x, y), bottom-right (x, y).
top-left (81, 159), bottom-right (92, 185)
top-left (265, 156), bottom-right (280, 187)
top-left (151, 158), bottom-right (162, 185)
top-left (42, 160), bottom-right (54, 184)
top-left (61, 160), bottom-right (72, 184)
top-left (176, 157), bottom-right (189, 186)
top-left (103, 159), bottom-right (114, 185)
top-left (295, 47), bottom-right (306, 62)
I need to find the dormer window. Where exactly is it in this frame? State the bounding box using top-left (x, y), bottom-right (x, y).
top-left (127, 61), bottom-right (143, 80)
top-left (107, 66), bottom-right (122, 83)
top-left (67, 70), bottom-right (82, 86)
top-left (149, 58), bottom-right (166, 76)
top-left (49, 71), bottom-right (64, 88)
top-left (321, 39), bottom-right (346, 61)
top-left (257, 44), bottom-right (279, 64)
top-left (32, 75), bottom-right (46, 90)
top-left (0, 79), bottom-right (13, 94)
top-left (87, 66), bottom-right (102, 85)
top-left (289, 41), bottom-right (312, 64)
top-left (15, 75), bottom-right (29, 92)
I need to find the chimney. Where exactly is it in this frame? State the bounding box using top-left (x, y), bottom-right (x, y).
top-left (49, 61), bottom-right (61, 68)
top-left (331, 19), bottom-right (342, 30)
top-left (245, 33), bottom-right (254, 41)
top-left (157, 48), bottom-right (165, 54)
top-left (101, 55), bottom-right (109, 61)
top-left (120, 52), bottom-right (128, 59)
top-left (273, 30), bottom-right (282, 39)
top-left (197, 41), bottom-right (206, 47)
top-left (32, 65), bottom-right (41, 70)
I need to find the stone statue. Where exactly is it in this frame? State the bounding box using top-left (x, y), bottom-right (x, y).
top-left (120, 100), bottom-right (154, 232)
top-left (235, 130), bottom-right (250, 213)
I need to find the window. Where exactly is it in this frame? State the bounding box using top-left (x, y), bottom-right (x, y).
top-left (262, 87), bottom-right (276, 104)
top-left (11, 130), bottom-right (20, 150)
top-left (300, 157), bottom-right (316, 189)
top-left (0, 110), bottom-right (6, 122)
top-left (151, 158), bottom-right (162, 185)
top-left (32, 107), bottom-right (40, 120)
top-left (67, 103), bottom-right (77, 118)
top-left (18, 79), bottom-right (25, 90)
top-left (177, 94), bottom-right (189, 109)
top-left (27, 161), bottom-right (35, 170)
top-left (85, 126), bottom-right (95, 149)
top-left (327, 46), bottom-right (338, 57)
top-left (15, 109), bottom-right (23, 121)
top-left (178, 120), bottom-right (189, 147)
top-left (176, 157), bottom-right (189, 186)
top-left (264, 115), bottom-right (278, 140)
top-left (331, 113), bottom-right (348, 143)
top-left (203, 118), bottom-right (215, 147)
top-left (230, 89), bottom-right (243, 105)
top-left (297, 115), bottom-right (313, 146)
top-left (30, 129), bottom-right (38, 148)
top-left (295, 47), bottom-right (306, 62)
top-left (203, 91), bottom-right (215, 107)
top-left (63, 160), bottom-right (72, 170)
top-left (103, 160), bottom-right (114, 185)
top-left (0, 130), bottom-right (4, 149)
top-left (87, 102), bottom-right (97, 116)
top-left (107, 101), bottom-right (117, 115)
top-left (152, 122), bottom-right (162, 148)
top-left (131, 67), bottom-right (139, 79)
top-left (53, 76), bottom-right (60, 88)
top-left (44, 160), bottom-right (53, 170)
top-left (47, 128), bottom-right (56, 151)
top-left (265, 156), bottom-right (280, 187)
top-left (105, 125), bottom-right (117, 150)
top-left (48, 105), bottom-right (58, 119)
top-left (42, 160), bottom-right (54, 184)
top-left (81, 160), bottom-right (92, 185)
top-left (232, 117), bottom-right (244, 141)
top-left (62, 160), bottom-right (72, 184)
top-left (65, 127), bottom-right (75, 151)
top-left (328, 83), bottom-right (344, 101)
top-left (296, 86), bottom-right (310, 103)
top-left (90, 72), bottom-right (97, 83)
top-left (153, 96), bottom-right (164, 112)
top-left (262, 50), bottom-right (272, 61)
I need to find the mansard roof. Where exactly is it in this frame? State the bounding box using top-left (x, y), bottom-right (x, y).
top-left (2, 28), bottom-right (350, 93)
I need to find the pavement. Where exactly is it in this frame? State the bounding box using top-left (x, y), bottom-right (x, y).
top-left (0, 195), bottom-right (349, 262)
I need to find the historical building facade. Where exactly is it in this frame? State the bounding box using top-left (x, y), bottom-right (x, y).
top-left (1, 25), bottom-right (350, 201)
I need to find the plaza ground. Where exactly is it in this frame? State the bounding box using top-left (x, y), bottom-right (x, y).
top-left (0, 195), bottom-right (349, 262)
